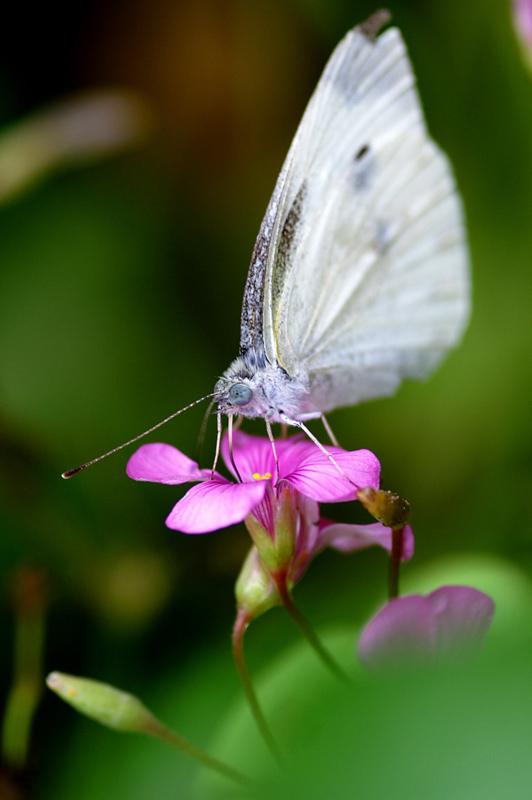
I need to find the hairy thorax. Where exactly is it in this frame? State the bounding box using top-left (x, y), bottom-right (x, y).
top-left (214, 348), bottom-right (311, 422)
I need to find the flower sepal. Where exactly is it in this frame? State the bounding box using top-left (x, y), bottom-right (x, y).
top-left (244, 515), bottom-right (279, 571)
top-left (273, 486), bottom-right (297, 568)
top-left (244, 485), bottom-right (297, 574)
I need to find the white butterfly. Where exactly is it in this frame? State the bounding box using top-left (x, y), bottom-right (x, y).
top-left (214, 12), bottom-right (469, 434)
top-left (62, 12), bottom-right (470, 479)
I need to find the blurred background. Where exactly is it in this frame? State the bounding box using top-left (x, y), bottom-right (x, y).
top-left (1, 0), bottom-right (532, 797)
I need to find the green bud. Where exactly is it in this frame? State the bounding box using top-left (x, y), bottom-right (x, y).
top-left (46, 672), bottom-right (157, 733)
top-left (235, 546), bottom-right (281, 619)
top-left (357, 487), bottom-right (410, 530)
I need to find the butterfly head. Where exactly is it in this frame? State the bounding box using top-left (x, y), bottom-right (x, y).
top-left (215, 349), bottom-right (310, 422)
top-left (214, 356), bottom-right (263, 417)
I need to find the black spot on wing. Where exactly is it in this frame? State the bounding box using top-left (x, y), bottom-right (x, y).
top-left (351, 143), bottom-right (375, 190)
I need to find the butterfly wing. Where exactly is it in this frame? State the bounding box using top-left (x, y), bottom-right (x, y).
top-left (240, 19), bottom-right (469, 414)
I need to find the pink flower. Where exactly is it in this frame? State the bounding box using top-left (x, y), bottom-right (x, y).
top-left (513, 0), bottom-right (532, 49)
top-left (358, 586), bottom-right (495, 670)
top-left (127, 431), bottom-right (414, 587)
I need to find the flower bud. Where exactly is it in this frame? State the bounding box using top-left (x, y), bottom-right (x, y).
top-left (46, 672), bottom-right (157, 733)
top-left (235, 546), bottom-right (281, 620)
top-left (357, 487), bottom-right (410, 530)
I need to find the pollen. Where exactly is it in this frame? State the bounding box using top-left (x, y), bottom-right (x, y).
top-left (252, 472), bottom-right (272, 481)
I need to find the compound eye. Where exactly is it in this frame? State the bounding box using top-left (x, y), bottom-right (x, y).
top-left (228, 383), bottom-right (252, 406)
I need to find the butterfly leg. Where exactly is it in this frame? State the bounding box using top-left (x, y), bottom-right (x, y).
top-left (280, 413), bottom-right (358, 491)
top-left (320, 414), bottom-right (340, 447)
top-left (227, 413), bottom-right (243, 483)
top-left (265, 418), bottom-right (280, 484)
top-left (211, 412), bottom-right (223, 479)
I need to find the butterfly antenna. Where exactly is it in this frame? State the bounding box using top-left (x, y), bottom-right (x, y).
top-left (62, 393), bottom-right (215, 478)
top-left (280, 413), bottom-right (359, 491)
top-left (227, 413), bottom-right (243, 483)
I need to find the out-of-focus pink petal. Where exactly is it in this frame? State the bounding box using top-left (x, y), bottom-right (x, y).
top-left (165, 478), bottom-right (267, 534)
top-left (221, 430), bottom-right (278, 482)
top-left (126, 443), bottom-right (211, 484)
top-left (513, 0), bottom-right (532, 47)
top-left (321, 522), bottom-right (414, 561)
top-left (358, 586), bottom-right (495, 671)
top-left (358, 595), bottom-right (436, 669)
top-left (280, 443), bottom-right (380, 502)
top-left (426, 586), bottom-right (495, 657)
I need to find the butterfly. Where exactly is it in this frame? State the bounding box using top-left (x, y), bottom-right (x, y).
top-left (213, 10), bottom-right (469, 442)
top-left (62, 11), bottom-right (469, 480)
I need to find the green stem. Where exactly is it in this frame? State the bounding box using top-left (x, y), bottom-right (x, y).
top-left (143, 716), bottom-right (258, 793)
top-left (232, 608), bottom-right (282, 763)
top-left (388, 526), bottom-right (405, 600)
top-left (275, 572), bottom-right (351, 684)
top-left (2, 567), bottom-right (47, 771)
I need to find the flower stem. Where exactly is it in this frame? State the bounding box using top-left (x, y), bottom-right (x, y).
top-left (232, 608), bottom-right (283, 763)
top-left (275, 572), bottom-right (351, 684)
top-left (2, 567), bottom-right (48, 771)
top-left (388, 526), bottom-right (404, 599)
top-left (142, 716), bottom-right (258, 793)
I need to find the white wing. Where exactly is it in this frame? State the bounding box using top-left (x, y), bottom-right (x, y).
top-left (243, 20), bottom-right (469, 414)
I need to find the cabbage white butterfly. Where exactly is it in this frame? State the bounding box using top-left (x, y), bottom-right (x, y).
top-left (214, 11), bottom-right (469, 436)
top-left (63, 12), bottom-right (469, 478)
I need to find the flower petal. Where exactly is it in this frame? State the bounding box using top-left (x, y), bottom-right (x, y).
top-left (126, 443), bottom-right (211, 484)
top-left (280, 443), bottom-right (380, 502)
top-left (165, 478), bottom-right (267, 534)
top-left (221, 430), bottom-right (278, 482)
top-left (358, 595), bottom-right (437, 670)
top-left (427, 586), bottom-right (495, 657)
top-left (322, 522), bottom-right (414, 561)
top-left (358, 586), bottom-right (495, 671)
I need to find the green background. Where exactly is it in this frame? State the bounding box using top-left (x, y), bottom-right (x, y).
top-left (1, 0), bottom-right (532, 797)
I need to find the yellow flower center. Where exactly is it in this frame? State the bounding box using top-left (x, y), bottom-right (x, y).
top-left (252, 472), bottom-right (272, 481)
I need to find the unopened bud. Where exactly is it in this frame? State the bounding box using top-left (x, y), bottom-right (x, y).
top-left (46, 672), bottom-right (157, 733)
top-left (357, 487), bottom-right (410, 530)
top-left (235, 546), bottom-right (280, 620)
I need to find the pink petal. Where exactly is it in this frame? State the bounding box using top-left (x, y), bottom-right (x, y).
top-left (165, 477), bottom-right (267, 534)
top-left (126, 443), bottom-right (211, 484)
top-left (358, 586), bottom-right (495, 671)
top-left (221, 430), bottom-right (278, 482)
top-left (513, 0), bottom-right (532, 46)
top-left (321, 522), bottom-right (414, 561)
top-left (427, 586), bottom-right (495, 657)
top-left (358, 595), bottom-right (437, 670)
top-left (280, 443), bottom-right (380, 502)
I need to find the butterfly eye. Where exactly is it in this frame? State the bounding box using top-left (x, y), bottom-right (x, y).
top-left (228, 383), bottom-right (253, 406)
